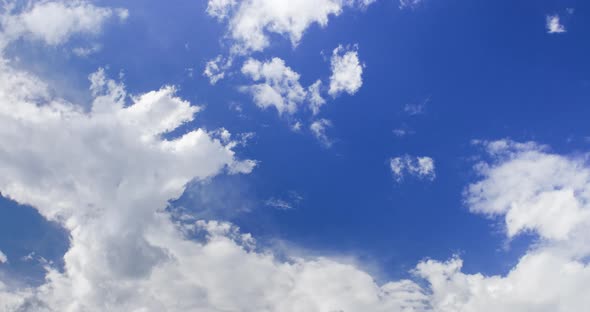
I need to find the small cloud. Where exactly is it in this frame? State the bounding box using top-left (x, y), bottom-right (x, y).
top-left (393, 127), bottom-right (415, 138)
top-left (0, 250), bottom-right (7, 264)
top-left (204, 55), bottom-right (232, 85)
top-left (310, 119), bottom-right (333, 147)
top-left (328, 44), bottom-right (364, 97)
top-left (72, 44), bottom-right (101, 57)
top-left (265, 191), bottom-right (304, 211)
top-left (390, 155), bottom-right (436, 182)
top-left (186, 67), bottom-right (194, 78)
top-left (291, 121), bottom-right (303, 132)
top-left (404, 97), bottom-right (429, 116)
top-left (399, 0), bottom-right (423, 10)
top-left (546, 14), bottom-right (566, 34)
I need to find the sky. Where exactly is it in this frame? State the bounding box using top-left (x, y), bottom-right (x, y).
top-left (0, 0), bottom-right (590, 311)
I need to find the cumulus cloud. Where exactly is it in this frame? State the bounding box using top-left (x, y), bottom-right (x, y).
top-left (390, 155), bottom-right (436, 182)
top-left (466, 140), bottom-right (590, 241)
top-left (0, 61), bottom-right (428, 310)
top-left (206, 0), bottom-right (375, 54)
top-left (0, 0), bottom-right (127, 47)
top-left (3, 1), bottom-right (590, 311)
top-left (241, 59), bottom-right (330, 117)
top-left (546, 14), bottom-right (566, 34)
top-left (329, 44), bottom-right (364, 97)
top-left (415, 140), bottom-right (590, 312)
top-left (241, 57), bottom-right (307, 115)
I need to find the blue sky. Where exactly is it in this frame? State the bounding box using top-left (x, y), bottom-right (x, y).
top-left (0, 0), bottom-right (590, 311)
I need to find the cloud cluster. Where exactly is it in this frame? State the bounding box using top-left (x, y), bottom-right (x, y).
top-left (0, 58), bottom-right (428, 311)
top-left (0, 2), bottom-right (425, 311)
top-left (2, 1), bottom-right (589, 311)
top-left (390, 155), bottom-right (436, 182)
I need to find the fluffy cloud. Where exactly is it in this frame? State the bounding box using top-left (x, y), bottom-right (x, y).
top-left (415, 140), bottom-right (590, 312)
top-left (466, 140), bottom-right (590, 241)
top-left (329, 44), bottom-right (364, 97)
top-left (390, 155), bottom-right (436, 182)
top-left (241, 57), bottom-right (307, 115)
top-left (0, 250), bottom-right (6, 264)
top-left (546, 14), bottom-right (566, 34)
top-left (206, 0), bottom-right (375, 54)
top-left (0, 0), bottom-right (127, 47)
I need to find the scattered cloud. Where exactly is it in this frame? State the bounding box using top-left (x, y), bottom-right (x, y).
top-left (204, 55), bottom-right (233, 85)
top-left (546, 14), bottom-right (566, 34)
top-left (399, 0), bottom-right (423, 10)
top-left (307, 80), bottom-right (326, 115)
top-left (390, 155), bottom-right (436, 182)
top-left (310, 119), bottom-right (333, 147)
top-left (0, 250), bottom-right (7, 264)
top-left (329, 44), bottom-right (364, 97)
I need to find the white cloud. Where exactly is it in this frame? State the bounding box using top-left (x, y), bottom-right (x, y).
top-left (206, 0), bottom-right (375, 54)
top-left (0, 1), bottom-right (127, 47)
top-left (0, 250), bottom-right (7, 264)
top-left (415, 140), bottom-right (590, 312)
top-left (390, 155), bottom-right (436, 182)
top-left (241, 57), bottom-right (306, 115)
top-left (329, 44), bottom-right (364, 97)
top-left (466, 140), bottom-right (590, 241)
top-left (546, 14), bottom-right (566, 34)
top-left (310, 118), bottom-right (333, 147)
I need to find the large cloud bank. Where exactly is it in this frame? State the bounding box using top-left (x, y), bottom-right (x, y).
top-left (0, 2), bottom-right (589, 312)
